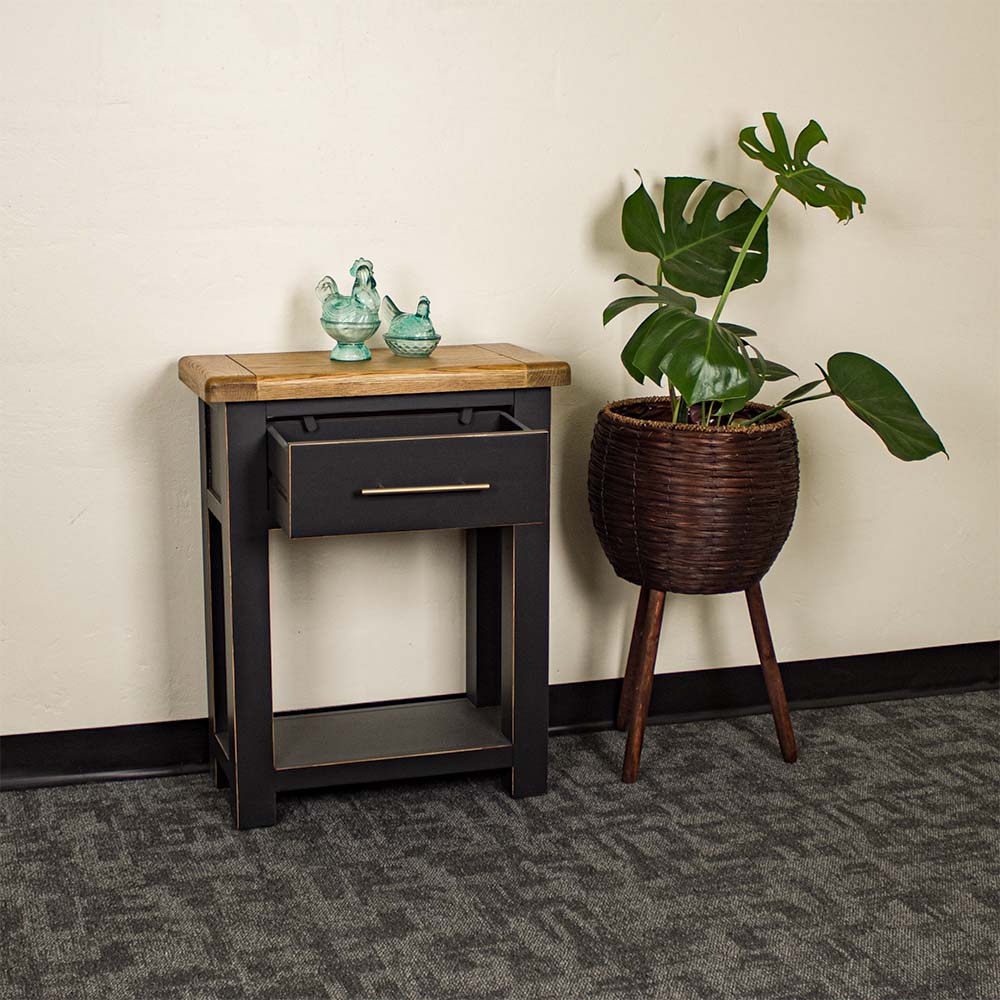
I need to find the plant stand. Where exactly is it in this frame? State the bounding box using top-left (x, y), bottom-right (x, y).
top-left (616, 582), bottom-right (798, 783)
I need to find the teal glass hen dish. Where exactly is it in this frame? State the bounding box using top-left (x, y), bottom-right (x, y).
top-left (315, 258), bottom-right (381, 361)
top-left (382, 296), bottom-right (440, 357)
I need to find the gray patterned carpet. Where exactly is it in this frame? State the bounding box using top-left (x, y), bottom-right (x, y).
top-left (2, 691), bottom-right (998, 1000)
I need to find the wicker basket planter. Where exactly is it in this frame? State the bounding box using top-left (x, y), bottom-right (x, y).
top-left (588, 397), bottom-right (799, 596)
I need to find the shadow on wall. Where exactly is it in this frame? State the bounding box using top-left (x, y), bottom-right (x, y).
top-left (557, 173), bottom-right (761, 679)
top-left (136, 363), bottom-right (207, 720)
top-left (549, 176), bottom-right (640, 679)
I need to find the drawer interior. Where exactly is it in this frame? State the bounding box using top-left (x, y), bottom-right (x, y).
top-left (269, 408), bottom-right (529, 445)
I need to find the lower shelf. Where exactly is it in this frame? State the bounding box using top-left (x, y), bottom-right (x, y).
top-left (273, 696), bottom-right (513, 792)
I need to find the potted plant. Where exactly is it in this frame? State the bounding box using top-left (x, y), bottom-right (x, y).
top-left (589, 113), bottom-right (945, 782)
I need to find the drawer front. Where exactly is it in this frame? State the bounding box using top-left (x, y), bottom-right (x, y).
top-left (270, 428), bottom-right (548, 537)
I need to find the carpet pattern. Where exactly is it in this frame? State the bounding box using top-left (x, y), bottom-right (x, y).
top-left (1, 692), bottom-right (998, 1000)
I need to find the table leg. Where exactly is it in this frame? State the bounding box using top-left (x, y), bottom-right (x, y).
top-left (220, 401), bottom-right (277, 829)
top-left (501, 522), bottom-right (549, 798)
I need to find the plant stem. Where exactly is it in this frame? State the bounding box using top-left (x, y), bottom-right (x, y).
top-left (746, 391), bottom-right (834, 425)
top-left (780, 391), bottom-right (834, 407)
top-left (655, 261), bottom-right (679, 415)
top-left (711, 183), bottom-right (781, 325)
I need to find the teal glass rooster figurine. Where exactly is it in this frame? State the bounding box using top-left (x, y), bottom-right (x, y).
top-left (382, 295), bottom-right (440, 357)
top-left (315, 258), bottom-right (381, 361)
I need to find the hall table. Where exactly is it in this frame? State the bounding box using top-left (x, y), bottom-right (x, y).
top-left (178, 344), bottom-right (571, 829)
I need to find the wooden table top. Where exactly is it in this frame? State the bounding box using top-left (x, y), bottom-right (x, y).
top-left (179, 343), bottom-right (571, 403)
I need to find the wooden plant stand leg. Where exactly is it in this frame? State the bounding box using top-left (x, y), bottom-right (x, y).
top-left (622, 589), bottom-right (666, 784)
top-left (745, 581), bottom-right (798, 763)
top-left (616, 587), bottom-right (651, 732)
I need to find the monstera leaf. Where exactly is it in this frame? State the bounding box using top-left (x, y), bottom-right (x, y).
top-left (742, 341), bottom-right (796, 381)
top-left (714, 339), bottom-right (765, 415)
top-left (620, 310), bottom-right (668, 383)
top-left (779, 379), bottom-right (825, 404)
top-left (754, 358), bottom-right (797, 381)
top-left (739, 114), bottom-right (866, 222)
top-left (602, 273), bottom-right (697, 325)
top-left (720, 322), bottom-right (756, 339)
top-left (620, 306), bottom-right (755, 403)
top-left (825, 353), bottom-right (946, 461)
top-left (657, 312), bottom-right (757, 405)
top-left (622, 174), bottom-right (769, 297)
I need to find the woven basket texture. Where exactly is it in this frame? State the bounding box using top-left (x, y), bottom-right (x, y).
top-left (588, 398), bottom-right (800, 595)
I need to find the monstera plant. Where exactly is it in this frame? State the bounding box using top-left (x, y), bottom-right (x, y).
top-left (605, 112), bottom-right (945, 460)
top-left (589, 114), bottom-right (946, 784)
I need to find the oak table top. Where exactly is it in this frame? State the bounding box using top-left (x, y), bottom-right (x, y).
top-left (178, 343), bottom-right (571, 403)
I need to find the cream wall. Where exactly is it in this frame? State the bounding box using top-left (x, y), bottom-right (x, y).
top-left (2, 0), bottom-right (997, 735)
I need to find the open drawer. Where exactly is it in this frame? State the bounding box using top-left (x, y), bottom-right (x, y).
top-left (267, 409), bottom-right (548, 537)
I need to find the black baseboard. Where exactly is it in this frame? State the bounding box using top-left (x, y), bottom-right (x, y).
top-left (549, 640), bottom-right (999, 733)
top-left (2, 641), bottom-right (996, 791)
top-left (0, 719), bottom-right (210, 791)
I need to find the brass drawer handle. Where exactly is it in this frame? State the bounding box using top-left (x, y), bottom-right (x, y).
top-left (360, 483), bottom-right (491, 496)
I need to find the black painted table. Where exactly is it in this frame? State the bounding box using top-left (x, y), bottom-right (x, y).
top-left (178, 344), bottom-right (571, 828)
